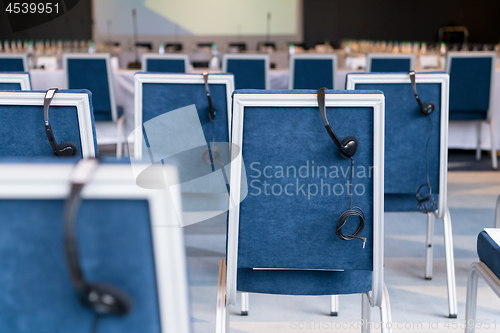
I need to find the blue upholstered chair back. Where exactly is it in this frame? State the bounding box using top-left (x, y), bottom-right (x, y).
top-left (0, 82), bottom-right (22, 90)
top-left (0, 90), bottom-right (98, 158)
top-left (65, 56), bottom-right (115, 121)
top-left (367, 54), bottom-right (414, 73)
top-left (0, 72), bottom-right (31, 90)
top-left (223, 56), bottom-right (268, 89)
top-left (0, 179), bottom-right (160, 332)
top-left (290, 56), bottom-right (336, 89)
top-left (143, 55), bottom-right (189, 73)
top-left (349, 73), bottom-right (446, 212)
top-left (137, 73), bottom-right (233, 211)
top-left (234, 89), bottom-right (381, 296)
top-left (140, 74), bottom-right (230, 146)
top-left (446, 53), bottom-right (495, 121)
top-left (146, 59), bottom-right (186, 73)
top-left (0, 55), bottom-right (26, 72)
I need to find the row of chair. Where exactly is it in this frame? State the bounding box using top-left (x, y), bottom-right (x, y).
top-left (1, 69), bottom-right (499, 332)
top-left (1, 50), bottom-right (497, 169)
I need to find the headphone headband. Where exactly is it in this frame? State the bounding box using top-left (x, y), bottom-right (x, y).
top-left (317, 88), bottom-right (358, 159)
top-left (203, 73), bottom-right (216, 121)
top-left (409, 71), bottom-right (435, 116)
top-left (317, 87), bottom-right (343, 149)
top-left (64, 159), bottom-right (99, 294)
top-left (43, 88), bottom-right (79, 156)
top-left (64, 159), bottom-right (132, 317)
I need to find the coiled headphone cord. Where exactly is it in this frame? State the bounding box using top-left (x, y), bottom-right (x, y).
top-left (416, 116), bottom-right (437, 213)
top-left (335, 157), bottom-right (366, 248)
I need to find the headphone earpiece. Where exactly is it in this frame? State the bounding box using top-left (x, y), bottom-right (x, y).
top-left (56, 142), bottom-right (78, 157)
top-left (421, 102), bottom-right (435, 116)
top-left (317, 87), bottom-right (358, 159)
top-left (82, 283), bottom-right (132, 316)
top-left (339, 136), bottom-right (358, 159)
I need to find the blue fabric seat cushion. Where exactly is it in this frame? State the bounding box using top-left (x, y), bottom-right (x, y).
top-left (0, 58), bottom-right (25, 72)
top-left (227, 59), bottom-right (266, 89)
top-left (146, 59), bottom-right (186, 73)
top-left (237, 269), bottom-right (372, 295)
top-left (370, 59), bottom-right (411, 73)
top-left (293, 59), bottom-right (334, 89)
top-left (0, 199), bottom-right (161, 333)
top-left (477, 231), bottom-right (500, 279)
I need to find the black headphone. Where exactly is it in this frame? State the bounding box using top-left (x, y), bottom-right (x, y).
top-left (317, 88), bottom-right (366, 247)
top-left (409, 72), bottom-right (438, 213)
top-left (44, 88), bottom-right (79, 156)
top-left (64, 159), bottom-right (132, 330)
top-left (409, 71), bottom-right (435, 116)
top-left (317, 88), bottom-right (358, 159)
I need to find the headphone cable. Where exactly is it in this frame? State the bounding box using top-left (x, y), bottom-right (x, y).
top-left (416, 116), bottom-right (437, 213)
top-left (89, 314), bottom-right (101, 333)
top-left (335, 158), bottom-right (366, 247)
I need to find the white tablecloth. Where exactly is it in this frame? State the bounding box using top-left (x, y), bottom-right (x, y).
top-left (29, 68), bottom-right (500, 150)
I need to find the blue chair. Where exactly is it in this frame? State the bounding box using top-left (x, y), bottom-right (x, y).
top-left (63, 53), bottom-right (125, 157)
top-left (446, 52), bottom-right (497, 169)
top-left (0, 72), bottom-right (31, 90)
top-left (133, 73), bottom-right (235, 222)
top-left (0, 53), bottom-right (28, 72)
top-left (142, 53), bottom-right (190, 73)
top-left (347, 72), bottom-right (457, 318)
top-left (0, 160), bottom-right (191, 333)
top-left (217, 89), bottom-right (391, 332)
top-left (366, 53), bottom-right (415, 73)
top-left (222, 54), bottom-right (269, 89)
top-left (465, 230), bottom-right (500, 333)
top-left (0, 90), bottom-right (97, 158)
top-left (289, 54), bottom-right (337, 89)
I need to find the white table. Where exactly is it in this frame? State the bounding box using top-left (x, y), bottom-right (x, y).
top-left (29, 68), bottom-right (500, 151)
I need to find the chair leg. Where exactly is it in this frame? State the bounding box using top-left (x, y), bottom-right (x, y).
top-left (443, 207), bottom-right (458, 318)
top-left (330, 295), bottom-right (339, 316)
top-left (241, 292), bottom-right (249, 316)
top-left (425, 212), bottom-right (435, 280)
top-left (361, 293), bottom-right (371, 333)
top-left (476, 122), bottom-right (482, 161)
top-left (380, 284), bottom-right (393, 333)
top-left (465, 266), bottom-right (479, 333)
top-left (489, 120), bottom-right (497, 169)
top-left (216, 259), bottom-right (229, 333)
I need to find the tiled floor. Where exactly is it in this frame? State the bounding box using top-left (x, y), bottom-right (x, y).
top-left (184, 171), bottom-right (500, 333)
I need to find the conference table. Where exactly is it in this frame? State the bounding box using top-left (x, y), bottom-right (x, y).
top-left (29, 67), bottom-right (500, 150)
